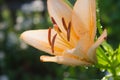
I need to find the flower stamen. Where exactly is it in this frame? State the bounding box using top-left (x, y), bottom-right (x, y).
top-left (51, 34), bottom-right (57, 53)
top-left (53, 25), bottom-right (66, 41)
top-left (51, 17), bottom-right (57, 25)
top-left (49, 17), bottom-right (73, 52)
top-left (67, 22), bottom-right (71, 41)
top-left (48, 27), bottom-right (52, 46)
top-left (62, 17), bottom-right (67, 31)
top-left (61, 17), bottom-right (71, 41)
top-left (54, 24), bottom-right (62, 33)
top-left (48, 27), bottom-right (57, 53)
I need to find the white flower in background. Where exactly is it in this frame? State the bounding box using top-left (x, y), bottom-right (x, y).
top-left (21, 0), bottom-right (44, 13)
top-left (31, 0), bottom-right (44, 12)
top-left (0, 75), bottom-right (8, 80)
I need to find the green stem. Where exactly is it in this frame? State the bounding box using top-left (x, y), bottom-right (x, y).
top-left (96, 0), bottom-right (103, 34)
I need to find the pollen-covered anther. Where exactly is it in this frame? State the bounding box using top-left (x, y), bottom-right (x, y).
top-left (62, 17), bottom-right (67, 31)
top-left (61, 17), bottom-right (71, 41)
top-left (53, 24), bottom-right (62, 33)
top-left (51, 34), bottom-right (57, 53)
top-left (51, 17), bottom-right (57, 25)
top-left (48, 27), bottom-right (52, 46)
top-left (67, 22), bottom-right (71, 41)
top-left (48, 27), bottom-right (57, 53)
top-left (104, 36), bottom-right (107, 40)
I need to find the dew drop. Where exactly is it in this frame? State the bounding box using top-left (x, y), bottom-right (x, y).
top-left (100, 26), bottom-right (103, 28)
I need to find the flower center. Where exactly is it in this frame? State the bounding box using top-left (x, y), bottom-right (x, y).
top-left (48, 17), bottom-right (72, 53)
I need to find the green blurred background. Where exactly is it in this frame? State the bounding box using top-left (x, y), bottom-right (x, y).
top-left (0, 0), bottom-right (119, 80)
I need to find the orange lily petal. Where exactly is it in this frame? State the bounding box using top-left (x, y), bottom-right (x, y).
top-left (48, 0), bottom-right (79, 46)
top-left (40, 55), bottom-right (91, 66)
top-left (20, 30), bottom-right (53, 54)
top-left (47, 0), bottom-right (72, 34)
top-left (87, 29), bottom-right (107, 63)
top-left (72, 0), bottom-right (96, 50)
top-left (20, 29), bottom-right (74, 56)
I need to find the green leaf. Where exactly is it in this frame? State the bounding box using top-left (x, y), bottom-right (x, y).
top-left (97, 47), bottom-right (110, 63)
top-left (102, 42), bottom-right (114, 55)
top-left (116, 45), bottom-right (120, 63)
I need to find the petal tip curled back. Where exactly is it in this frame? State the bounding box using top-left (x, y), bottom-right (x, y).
top-left (103, 29), bottom-right (107, 40)
top-left (20, 30), bottom-right (53, 54)
top-left (40, 56), bottom-right (50, 62)
top-left (20, 30), bottom-right (35, 44)
top-left (87, 29), bottom-right (107, 63)
top-left (20, 30), bottom-right (30, 40)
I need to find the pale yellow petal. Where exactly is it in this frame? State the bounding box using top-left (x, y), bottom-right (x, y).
top-left (20, 29), bottom-right (53, 54)
top-left (74, 31), bottom-right (92, 54)
top-left (20, 29), bottom-right (69, 56)
top-left (87, 29), bottom-right (107, 63)
top-left (47, 0), bottom-right (72, 33)
top-left (72, 0), bottom-right (96, 46)
top-left (47, 0), bottom-right (79, 46)
top-left (40, 55), bottom-right (91, 66)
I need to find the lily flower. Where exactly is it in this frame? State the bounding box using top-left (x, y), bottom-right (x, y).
top-left (20, 0), bottom-right (107, 66)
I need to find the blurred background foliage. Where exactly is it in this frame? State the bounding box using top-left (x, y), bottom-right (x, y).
top-left (0, 0), bottom-right (119, 80)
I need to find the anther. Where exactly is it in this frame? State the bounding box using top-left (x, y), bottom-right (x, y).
top-left (54, 25), bottom-right (62, 33)
top-left (104, 37), bottom-right (107, 40)
top-left (62, 17), bottom-right (67, 31)
top-left (48, 27), bottom-right (52, 45)
top-left (51, 17), bottom-right (56, 25)
top-left (51, 34), bottom-right (57, 53)
top-left (67, 22), bottom-right (71, 41)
